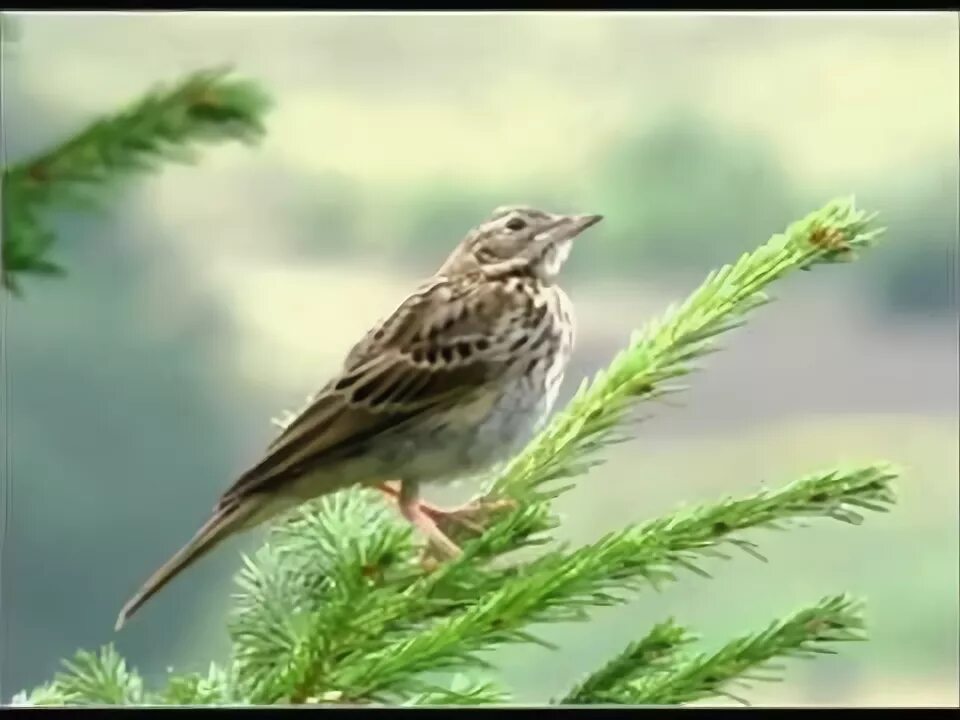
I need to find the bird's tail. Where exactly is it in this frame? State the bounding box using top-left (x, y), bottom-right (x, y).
top-left (115, 497), bottom-right (257, 631)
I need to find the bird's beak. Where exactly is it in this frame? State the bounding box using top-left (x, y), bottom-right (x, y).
top-left (529, 213), bottom-right (603, 252)
top-left (547, 213), bottom-right (603, 241)
top-left (566, 213), bottom-right (603, 236)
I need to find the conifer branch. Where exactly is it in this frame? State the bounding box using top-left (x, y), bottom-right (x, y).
top-left (334, 467), bottom-right (890, 702)
top-left (2, 66), bottom-right (271, 293)
top-left (620, 594), bottom-right (867, 706)
top-left (11, 199), bottom-right (895, 708)
top-left (12, 645), bottom-right (145, 706)
top-left (403, 676), bottom-right (509, 706)
top-left (153, 663), bottom-right (236, 706)
top-left (559, 620), bottom-right (698, 704)
top-left (489, 198), bottom-right (884, 504)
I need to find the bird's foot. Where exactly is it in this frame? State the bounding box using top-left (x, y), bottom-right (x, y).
top-left (375, 482), bottom-right (517, 566)
top-left (415, 497), bottom-right (518, 571)
top-left (419, 497), bottom-right (518, 536)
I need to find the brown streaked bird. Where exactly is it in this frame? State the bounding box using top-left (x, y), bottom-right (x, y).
top-left (115, 205), bottom-right (602, 630)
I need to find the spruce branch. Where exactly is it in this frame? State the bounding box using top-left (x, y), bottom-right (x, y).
top-left (200, 199), bottom-right (889, 705)
top-left (489, 197), bottom-right (883, 503)
top-left (227, 491), bottom-right (420, 703)
top-left (151, 662), bottom-right (237, 706)
top-left (402, 675), bottom-right (510, 706)
top-left (265, 464), bottom-right (894, 703)
top-left (11, 645), bottom-right (145, 706)
top-left (559, 619), bottom-right (699, 704)
top-left (12, 653), bottom-right (238, 707)
top-left (12, 200), bottom-right (896, 707)
top-left (1, 66), bottom-right (272, 293)
top-left (622, 594), bottom-right (867, 706)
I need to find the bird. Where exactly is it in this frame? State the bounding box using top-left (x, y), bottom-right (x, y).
top-left (115, 205), bottom-right (602, 631)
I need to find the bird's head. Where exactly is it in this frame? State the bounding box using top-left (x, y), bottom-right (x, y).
top-left (438, 205), bottom-right (603, 282)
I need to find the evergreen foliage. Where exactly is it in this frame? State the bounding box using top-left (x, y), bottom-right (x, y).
top-left (8, 176), bottom-right (893, 704)
top-left (1, 66), bottom-right (271, 294)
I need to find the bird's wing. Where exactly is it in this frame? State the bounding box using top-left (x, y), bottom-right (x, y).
top-left (218, 273), bottom-right (536, 506)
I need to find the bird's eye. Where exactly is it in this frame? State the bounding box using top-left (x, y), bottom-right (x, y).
top-left (505, 217), bottom-right (527, 231)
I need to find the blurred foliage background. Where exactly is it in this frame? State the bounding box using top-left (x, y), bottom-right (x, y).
top-left (2, 11), bottom-right (958, 706)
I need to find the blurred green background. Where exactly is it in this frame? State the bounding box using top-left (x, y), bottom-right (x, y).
top-left (2, 11), bottom-right (958, 707)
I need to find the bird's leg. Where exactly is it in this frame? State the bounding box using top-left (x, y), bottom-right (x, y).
top-left (423, 497), bottom-right (518, 535)
top-left (376, 481), bottom-right (402, 499)
top-left (395, 480), bottom-right (463, 560)
top-left (375, 482), bottom-right (515, 535)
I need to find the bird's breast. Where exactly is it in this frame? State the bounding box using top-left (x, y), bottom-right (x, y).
top-left (366, 284), bottom-right (576, 487)
top-left (429, 287), bottom-right (575, 480)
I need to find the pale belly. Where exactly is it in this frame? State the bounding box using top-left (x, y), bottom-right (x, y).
top-left (412, 375), bottom-right (554, 483)
top-left (385, 289), bottom-right (574, 487)
top-left (270, 372), bottom-right (559, 511)
top-left (280, 286), bottom-right (574, 501)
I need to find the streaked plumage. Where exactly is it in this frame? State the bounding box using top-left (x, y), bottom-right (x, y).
top-left (116, 205), bottom-right (602, 630)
